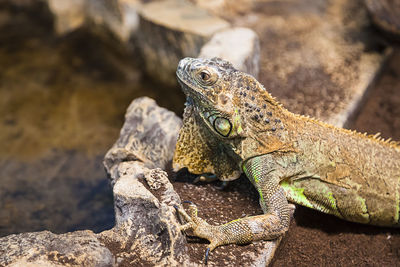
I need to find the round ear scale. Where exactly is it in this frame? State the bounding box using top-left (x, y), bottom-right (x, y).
top-left (213, 117), bottom-right (232, 137)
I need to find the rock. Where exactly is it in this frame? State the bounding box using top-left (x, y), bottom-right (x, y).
top-left (85, 0), bottom-right (125, 40)
top-left (46, 0), bottom-right (138, 42)
top-left (101, 96), bottom-right (188, 265)
top-left (136, 0), bottom-right (230, 86)
top-left (199, 27), bottom-right (260, 78)
top-left (0, 96), bottom-right (188, 266)
top-left (0, 0), bottom-right (54, 33)
top-left (104, 97), bottom-right (182, 181)
top-left (365, 0), bottom-right (400, 39)
top-left (2, 0), bottom-right (137, 43)
top-left (99, 162), bottom-right (186, 266)
top-left (47, 0), bottom-right (123, 36)
top-left (0, 230), bottom-right (113, 266)
top-left (119, 0), bottom-right (141, 38)
top-left (110, 161), bottom-right (182, 227)
top-left (47, 0), bottom-right (86, 35)
top-left (190, 0), bottom-right (254, 18)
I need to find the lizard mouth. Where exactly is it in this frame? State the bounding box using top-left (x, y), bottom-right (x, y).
top-left (176, 58), bottom-right (208, 99)
top-left (176, 69), bottom-right (212, 110)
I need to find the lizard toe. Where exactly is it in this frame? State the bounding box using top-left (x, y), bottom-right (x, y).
top-left (204, 241), bottom-right (220, 264)
top-left (204, 247), bottom-right (210, 265)
top-left (214, 181), bottom-right (229, 190)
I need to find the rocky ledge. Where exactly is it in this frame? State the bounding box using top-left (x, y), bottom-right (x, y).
top-left (0, 97), bottom-right (279, 266)
top-left (0, 98), bottom-right (185, 266)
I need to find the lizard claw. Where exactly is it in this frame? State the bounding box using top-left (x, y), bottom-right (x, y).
top-left (193, 174), bottom-right (218, 184)
top-left (174, 201), bottom-right (230, 265)
top-left (205, 247), bottom-right (210, 265)
top-left (215, 181), bottom-right (229, 190)
top-left (174, 202), bottom-right (199, 232)
top-left (204, 242), bottom-right (219, 264)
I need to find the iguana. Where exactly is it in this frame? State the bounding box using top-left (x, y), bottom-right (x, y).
top-left (173, 57), bottom-right (400, 264)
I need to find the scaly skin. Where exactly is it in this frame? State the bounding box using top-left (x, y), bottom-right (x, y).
top-left (173, 57), bottom-right (400, 263)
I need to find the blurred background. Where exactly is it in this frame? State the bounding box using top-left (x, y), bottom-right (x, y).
top-left (0, 0), bottom-right (185, 237)
top-left (0, 0), bottom-right (399, 238)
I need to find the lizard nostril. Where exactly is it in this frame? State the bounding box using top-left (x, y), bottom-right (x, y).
top-left (185, 62), bottom-right (191, 73)
top-left (178, 58), bottom-right (196, 74)
top-left (178, 58), bottom-right (189, 72)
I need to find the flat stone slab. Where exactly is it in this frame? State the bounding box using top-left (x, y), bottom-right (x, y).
top-left (199, 27), bottom-right (260, 78)
top-left (224, 0), bottom-right (390, 127)
top-left (136, 0), bottom-right (230, 86)
top-left (139, 0), bottom-right (229, 37)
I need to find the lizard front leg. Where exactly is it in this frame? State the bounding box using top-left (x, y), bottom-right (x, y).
top-left (175, 202), bottom-right (286, 264)
top-left (175, 156), bottom-right (292, 263)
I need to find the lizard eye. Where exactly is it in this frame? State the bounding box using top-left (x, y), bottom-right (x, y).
top-left (213, 117), bottom-right (232, 137)
top-left (200, 70), bottom-right (211, 81)
top-left (196, 69), bottom-right (217, 86)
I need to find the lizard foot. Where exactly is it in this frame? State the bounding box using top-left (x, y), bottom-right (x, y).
top-left (174, 202), bottom-right (289, 265)
top-left (174, 202), bottom-right (231, 264)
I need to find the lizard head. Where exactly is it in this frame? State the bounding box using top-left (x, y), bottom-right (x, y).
top-left (177, 57), bottom-right (245, 139)
top-left (174, 57), bottom-right (289, 179)
top-left (176, 57), bottom-right (284, 140)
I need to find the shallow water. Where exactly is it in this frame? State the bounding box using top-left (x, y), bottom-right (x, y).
top-left (0, 11), bottom-right (185, 236)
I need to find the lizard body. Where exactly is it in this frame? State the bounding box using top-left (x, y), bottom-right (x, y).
top-left (173, 57), bottom-right (400, 262)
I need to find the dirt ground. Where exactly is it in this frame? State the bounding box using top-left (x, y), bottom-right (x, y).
top-left (172, 47), bottom-right (400, 266)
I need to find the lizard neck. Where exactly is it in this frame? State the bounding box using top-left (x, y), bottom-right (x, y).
top-left (237, 80), bottom-right (290, 140)
top-left (234, 83), bottom-right (295, 159)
